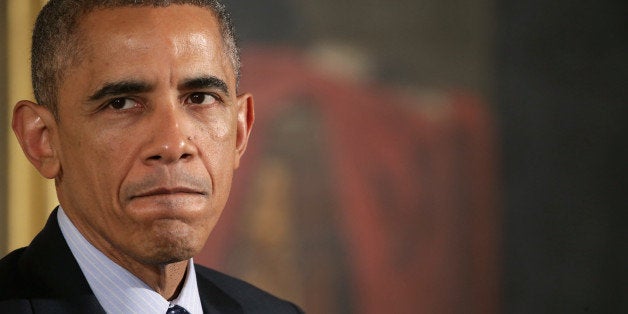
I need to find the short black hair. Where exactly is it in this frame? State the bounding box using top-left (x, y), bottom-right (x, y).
top-left (31, 0), bottom-right (239, 119)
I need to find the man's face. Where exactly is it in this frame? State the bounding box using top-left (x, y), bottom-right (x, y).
top-left (51, 5), bottom-right (251, 266)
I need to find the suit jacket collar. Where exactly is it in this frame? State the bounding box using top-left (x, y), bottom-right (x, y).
top-left (17, 208), bottom-right (105, 312)
top-left (196, 273), bottom-right (243, 314)
top-left (17, 208), bottom-right (243, 313)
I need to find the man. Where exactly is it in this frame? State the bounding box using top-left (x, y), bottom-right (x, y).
top-left (0, 0), bottom-right (302, 313)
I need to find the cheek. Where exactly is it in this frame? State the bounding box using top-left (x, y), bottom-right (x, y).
top-left (65, 129), bottom-right (132, 197)
top-left (198, 110), bottom-right (238, 152)
top-left (56, 129), bottom-right (128, 228)
top-left (196, 117), bottom-right (237, 188)
top-left (204, 113), bottom-right (234, 142)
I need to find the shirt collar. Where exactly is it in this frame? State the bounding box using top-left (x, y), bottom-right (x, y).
top-left (57, 206), bottom-right (203, 314)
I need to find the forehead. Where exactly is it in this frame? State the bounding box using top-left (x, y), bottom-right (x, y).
top-left (77, 4), bottom-right (220, 37)
top-left (65, 5), bottom-right (234, 89)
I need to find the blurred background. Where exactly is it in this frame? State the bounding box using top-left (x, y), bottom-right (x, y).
top-left (1, 0), bottom-right (625, 313)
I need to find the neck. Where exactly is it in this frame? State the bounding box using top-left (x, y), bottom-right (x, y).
top-left (92, 243), bottom-right (190, 300)
top-left (62, 207), bottom-right (191, 300)
top-left (126, 259), bottom-right (189, 300)
top-left (83, 240), bottom-right (190, 299)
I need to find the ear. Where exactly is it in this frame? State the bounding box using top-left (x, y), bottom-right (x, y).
top-left (233, 93), bottom-right (254, 169)
top-left (11, 100), bottom-right (60, 179)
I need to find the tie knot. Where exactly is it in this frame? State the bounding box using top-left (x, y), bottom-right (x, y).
top-left (166, 304), bottom-right (190, 314)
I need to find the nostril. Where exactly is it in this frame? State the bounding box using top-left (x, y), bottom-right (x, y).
top-left (181, 153), bottom-right (192, 160)
top-left (144, 140), bottom-right (195, 164)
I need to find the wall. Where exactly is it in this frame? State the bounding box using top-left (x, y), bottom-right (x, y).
top-left (0, 0), bottom-right (8, 254)
top-left (497, 0), bottom-right (627, 312)
top-left (207, 1), bottom-right (499, 313)
top-left (1, 0), bottom-right (56, 254)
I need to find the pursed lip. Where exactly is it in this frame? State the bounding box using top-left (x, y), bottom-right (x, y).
top-left (130, 187), bottom-right (207, 200)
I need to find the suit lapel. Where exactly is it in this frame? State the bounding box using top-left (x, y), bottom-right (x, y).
top-left (18, 208), bottom-right (105, 313)
top-left (196, 272), bottom-right (243, 314)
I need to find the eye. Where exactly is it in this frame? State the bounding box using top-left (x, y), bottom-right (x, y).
top-left (107, 98), bottom-right (139, 110)
top-left (186, 92), bottom-right (218, 105)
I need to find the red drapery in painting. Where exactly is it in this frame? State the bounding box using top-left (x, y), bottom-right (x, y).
top-left (197, 47), bottom-right (500, 314)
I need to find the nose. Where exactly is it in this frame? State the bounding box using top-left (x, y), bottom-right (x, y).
top-left (142, 104), bottom-right (197, 165)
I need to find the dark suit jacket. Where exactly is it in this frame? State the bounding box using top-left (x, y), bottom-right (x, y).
top-left (0, 209), bottom-right (303, 313)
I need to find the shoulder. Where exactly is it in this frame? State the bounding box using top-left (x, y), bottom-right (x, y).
top-left (0, 248), bottom-right (37, 312)
top-left (0, 299), bottom-right (32, 313)
top-left (0, 248), bottom-right (30, 299)
top-left (0, 247), bottom-right (25, 274)
top-left (194, 264), bottom-right (304, 313)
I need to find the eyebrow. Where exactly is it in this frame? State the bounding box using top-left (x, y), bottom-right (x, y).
top-left (179, 76), bottom-right (230, 97)
top-left (88, 81), bottom-right (152, 101)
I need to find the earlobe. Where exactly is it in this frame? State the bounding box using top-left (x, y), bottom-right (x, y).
top-left (234, 93), bottom-right (255, 169)
top-left (11, 100), bottom-right (61, 179)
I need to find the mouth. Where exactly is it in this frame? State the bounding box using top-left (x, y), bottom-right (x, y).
top-left (130, 187), bottom-right (207, 200)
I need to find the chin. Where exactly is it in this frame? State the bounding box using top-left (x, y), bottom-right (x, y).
top-left (148, 246), bottom-right (197, 265)
top-left (138, 221), bottom-right (207, 265)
